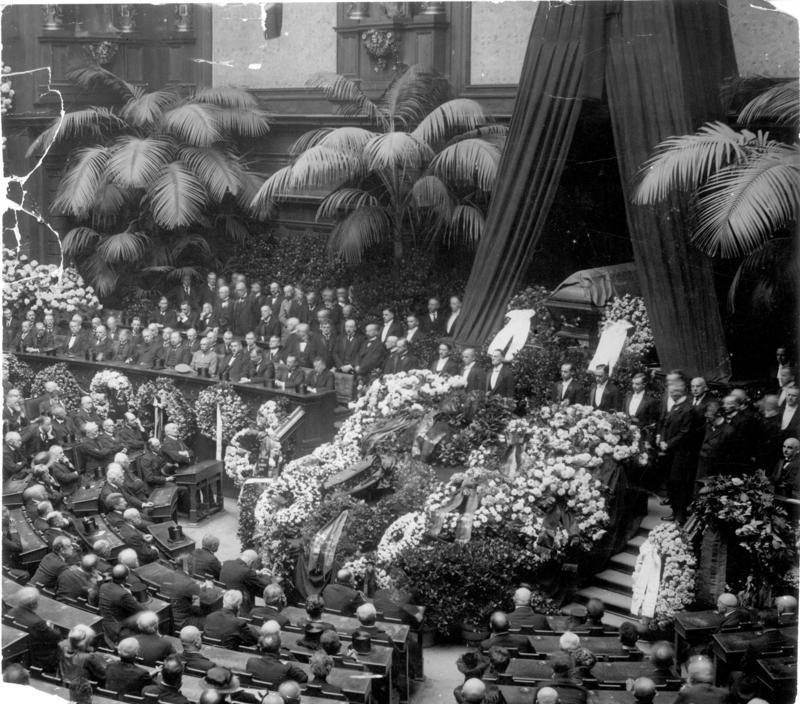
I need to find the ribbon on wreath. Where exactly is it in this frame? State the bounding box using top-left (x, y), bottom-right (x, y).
top-left (630, 539), bottom-right (661, 618)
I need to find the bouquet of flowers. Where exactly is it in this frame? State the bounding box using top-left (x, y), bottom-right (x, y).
top-left (601, 294), bottom-right (655, 356)
top-left (91, 391), bottom-right (110, 420)
top-left (376, 511), bottom-right (428, 565)
top-left (1, 63), bottom-right (14, 116)
top-left (90, 369), bottom-right (134, 416)
top-left (257, 399), bottom-right (287, 433)
top-left (2, 248), bottom-right (101, 319)
top-left (224, 428), bottom-right (261, 485)
top-left (196, 383), bottom-right (250, 443)
top-left (631, 523), bottom-right (696, 622)
top-left (339, 555), bottom-right (394, 592)
top-left (30, 363), bottom-right (83, 413)
top-left (134, 378), bottom-right (196, 440)
top-left (3, 354), bottom-right (35, 396)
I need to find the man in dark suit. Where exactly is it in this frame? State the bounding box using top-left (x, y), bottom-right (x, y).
top-left (161, 423), bottom-right (194, 470)
top-left (772, 437), bottom-right (800, 497)
top-left (420, 297), bottom-right (445, 337)
top-left (175, 302), bottom-right (199, 332)
top-left (379, 308), bottom-right (404, 345)
top-left (461, 347), bottom-right (486, 394)
top-left (246, 633), bottom-right (308, 685)
top-left (356, 324), bottom-right (387, 383)
top-left (591, 364), bottom-right (622, 412)
top-left (624, 372), bottom-right (659, 437)
top-left (279, 285), bottom-right (306, 326)
top-left (200, 272), bottom-right (218, 308)
top-left (316, 318), bottom-right (337, 367)
top-left (214, 287), bottom-right (234, 333)
top-left (219, 339), bottom-right (247, 382)
top-left (320, 568), bottom-right (366, 616)
top-left (430, 342), bottom-right (460, 376)
top-left (232, 283), bottom-right (255, 337)
top-left (673, 657), bottom-right (729, 704)
top-left (49, 406), bottom-right (75, 445)
top-left (117, 509), bottom-right (159, 565)
top-left (333, 319), bottom-right (363, 373)
top-left (219, 550), bottom-right (267, 615)
top-left (658, 384), bottom-right (694, 523)
top-left (190, 535), bottom-right (222, 579)
top-left (275, 355), bottom-right (305, 392)
top-left (551, 363), bottom-right (584, 406)
top-left (306, 357), bottom-right (335, 392)
top-left (105, 636), bottom-right (153, 695)
top-left (404, 313), bottom-right (426, 350)
top-left (29, 534), bottom-right (74, 590)
top-left (172, 274), bottom-right (201, 311)
top-left (487, 349), bottom-right (515, 398)
top-left (142, 655), bottom-right (189, 704)
top-left (60, 319), bottom-right (90, 357)
top-left (249, 584), bottom-right (290, 627)
top-left (133, 610), bottom-right (176, 665)
top-left (384, 339), bottom-right (418, 375)
top-left (98, 564), bottom-right (148, 647)
top-left (56, 553), bottom-right (100, 603)
top-left (266, 282), bottom-right (282, 318)
top-left (176, 625), bottom-right (217, 672)
top-left (779, 385), bottom-right (800, 441)
top-left (285, 324), bottom-right (323, 369)
top-left (723, 392), bottom-right (759, 473)
top-left (203, 589), bottom-right (258, 649)
top-left (2, 388), bottom-right (29, 435)
top-left (255, 305), bottom-right (282, 345)
top-left (8, 586), bottom-right (62, 671)
top-left (152, 296), bottom-right (178, 329)
top-left (243, 349), bottom-right (275, 384)
top-left (479, 611), bottom-right (534, 653)
top-left (507, 587), bottom-right (551, 630)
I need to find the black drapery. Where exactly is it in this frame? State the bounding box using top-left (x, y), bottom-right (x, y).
top-left (456, 0), bottom-right (734, 382)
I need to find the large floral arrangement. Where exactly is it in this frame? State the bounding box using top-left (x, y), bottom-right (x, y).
top-left (2, 248), bottom-right (102, 319)
top-left (631, 523), bottom-right (696, 623)
top-left (30, 363), bottom-right (84, 413)
top-left (224, 426), bottom-right (283, 486)
top-left (601, 294), bottom-right (654, 356)
top-left (3, 354), bottom-right (35, 396)
top-left (134, 378), bottom-right (196, 441)
top-left (196, 383), bottom-right (250, 443)
top-left (689, 471), bottom-right (797, 591)
top-left (90, 370), bottom-right (133, 416)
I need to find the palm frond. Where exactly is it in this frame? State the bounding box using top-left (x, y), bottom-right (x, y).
top-left (291, 145), bottom-right (365, 189)
top-left (193, 86), bottom-right (259, 109)
top-left (410, 175), bottom-right (453, 222)
top-left (25, 108), bottom-right (124, 158)
top-left (218, 215), bottom-right (250, 244)
top-left (120, 90), bottom-right (179, 127)
top-left (727, 237), bottom-right (798, 313)
top-left (66, 64), bottom-right (140, 100)
top-left (215, 108), bottom-right (271, 138)
top-left (96, 229), bottom-right (148, 264)
top-left (691, 144), bottom-right (800, 258)
top-left (148, 161), bottom-right (207, 229)
top-left (327, 205), bottom-right (391, 264)
top-left (82, 253), bottom-right (120, 298)
top-left (412, 98), bottom-right (492, 147)
top-left (51, 146), bottom-right (110, 218)
top-left (250, 166), bottom-right (294, 218)
top-left (307, 72), bottom-right (386, 128)
top-left (320, 127), bottom-right (378, 154)
top-left (91, 178), bottom-right (128, 228)
top-left (444, 123), bottom-right (509, 149)
top-left (62, 226), bottom-right (101, 259)
top-left (633, 122), bottom-right (771, 204)
top-left (738, 80), bottom-right (799, 127)
top-left (178, 146), bottom-right (244, 201)
top-left (165, 265), bottom-right (202, 282)
top-left (316, 188), bottom-right (379, 222)
top-left (236, 171), bottom-right (268, 215)
top-left (364, 133), bottom-right (433, 174)
top-left (289, 128), bottom-right (334, 156)
top-left (447, 204), bottom-right (485, 247)
top-left (381, 64), bottom-right (449, 131)
top-left (106, 136), bottom-right (173, 189)
top-left (162, 103), bottom-right (221, 147)
top-left (168, 233), bottom-right (213, 259)
top-left (429, 138), bottom-right (502, 192)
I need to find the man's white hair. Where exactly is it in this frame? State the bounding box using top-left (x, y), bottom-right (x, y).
top-left (223, 590), bottom-right (243, 610)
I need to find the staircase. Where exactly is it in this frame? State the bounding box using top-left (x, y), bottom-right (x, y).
top-left (573, 496), bottom-right (671, 627)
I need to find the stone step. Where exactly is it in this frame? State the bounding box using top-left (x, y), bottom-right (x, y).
top-left (608, 551), bottom-right (637, 574)
top-left (576, 585), bottom-right (632, 615)
top-left (594, 569), bottom-right (635, 593)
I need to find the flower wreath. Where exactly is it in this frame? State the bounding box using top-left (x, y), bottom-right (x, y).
top-left (30, 363), bottom-right (84, 414)
top-left (224, 427), bottom-right (283, 486)
top-left (134, 377), bottom-right (196, 441)
top-left (339, 555), bottom-right (394, 592)
top-left (631, 523), bottom-right (696, 622)
top-left (376, 511), bottom-right (428, 565)
top-left (90, 369), bottom-right (134, 416)
top-left (3, 354), bottom-right (35, 396)
top-left (196, 382), bottom-right (250, 444)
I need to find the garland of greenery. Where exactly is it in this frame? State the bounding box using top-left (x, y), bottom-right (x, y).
top-left (134, 377), bottom-right (196, 441)
top-left (30, 363), bottom-right (85, 413)
top-left (89, 369), bottom-right (134, 417)
top-left (3, 354), bottom-right (35, 396)
top-left (196, 382), bottom-right (250, 444)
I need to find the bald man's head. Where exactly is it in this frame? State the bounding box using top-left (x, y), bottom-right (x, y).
top-left (461, 678), bottom-right (486, 703)
top-left (513, 587), bottom-right (532, 606)
top-left (632, 677), bottom-right (657, 703)
top-left (536, 687), bottom-right (559, 704)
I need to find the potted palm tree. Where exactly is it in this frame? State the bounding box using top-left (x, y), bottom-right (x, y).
top-left (26, 64), bottom-right (269, 299)
top-left (250, 65), bottom-right (508, 272)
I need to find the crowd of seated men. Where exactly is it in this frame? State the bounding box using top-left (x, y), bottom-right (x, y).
top-left (5, 272), bottom-right (513, 395)
top-left (451, 589), bottom-right (797, 704)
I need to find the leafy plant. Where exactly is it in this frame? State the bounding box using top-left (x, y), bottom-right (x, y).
top-left (250, 65), bottom-right (508, 267)
top-left (3, 354), bottom-right (35, 396)
top-left (30, 364), bottom-right (84, 413)
top-left (28, 65), bottom-right (269, 297)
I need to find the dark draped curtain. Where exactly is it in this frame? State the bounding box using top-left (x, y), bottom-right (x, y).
top-left (456, 0), bottom-right (734, 382)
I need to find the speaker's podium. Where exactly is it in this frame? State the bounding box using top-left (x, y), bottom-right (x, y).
top-left (174, 460), bottom-right (224, 522)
